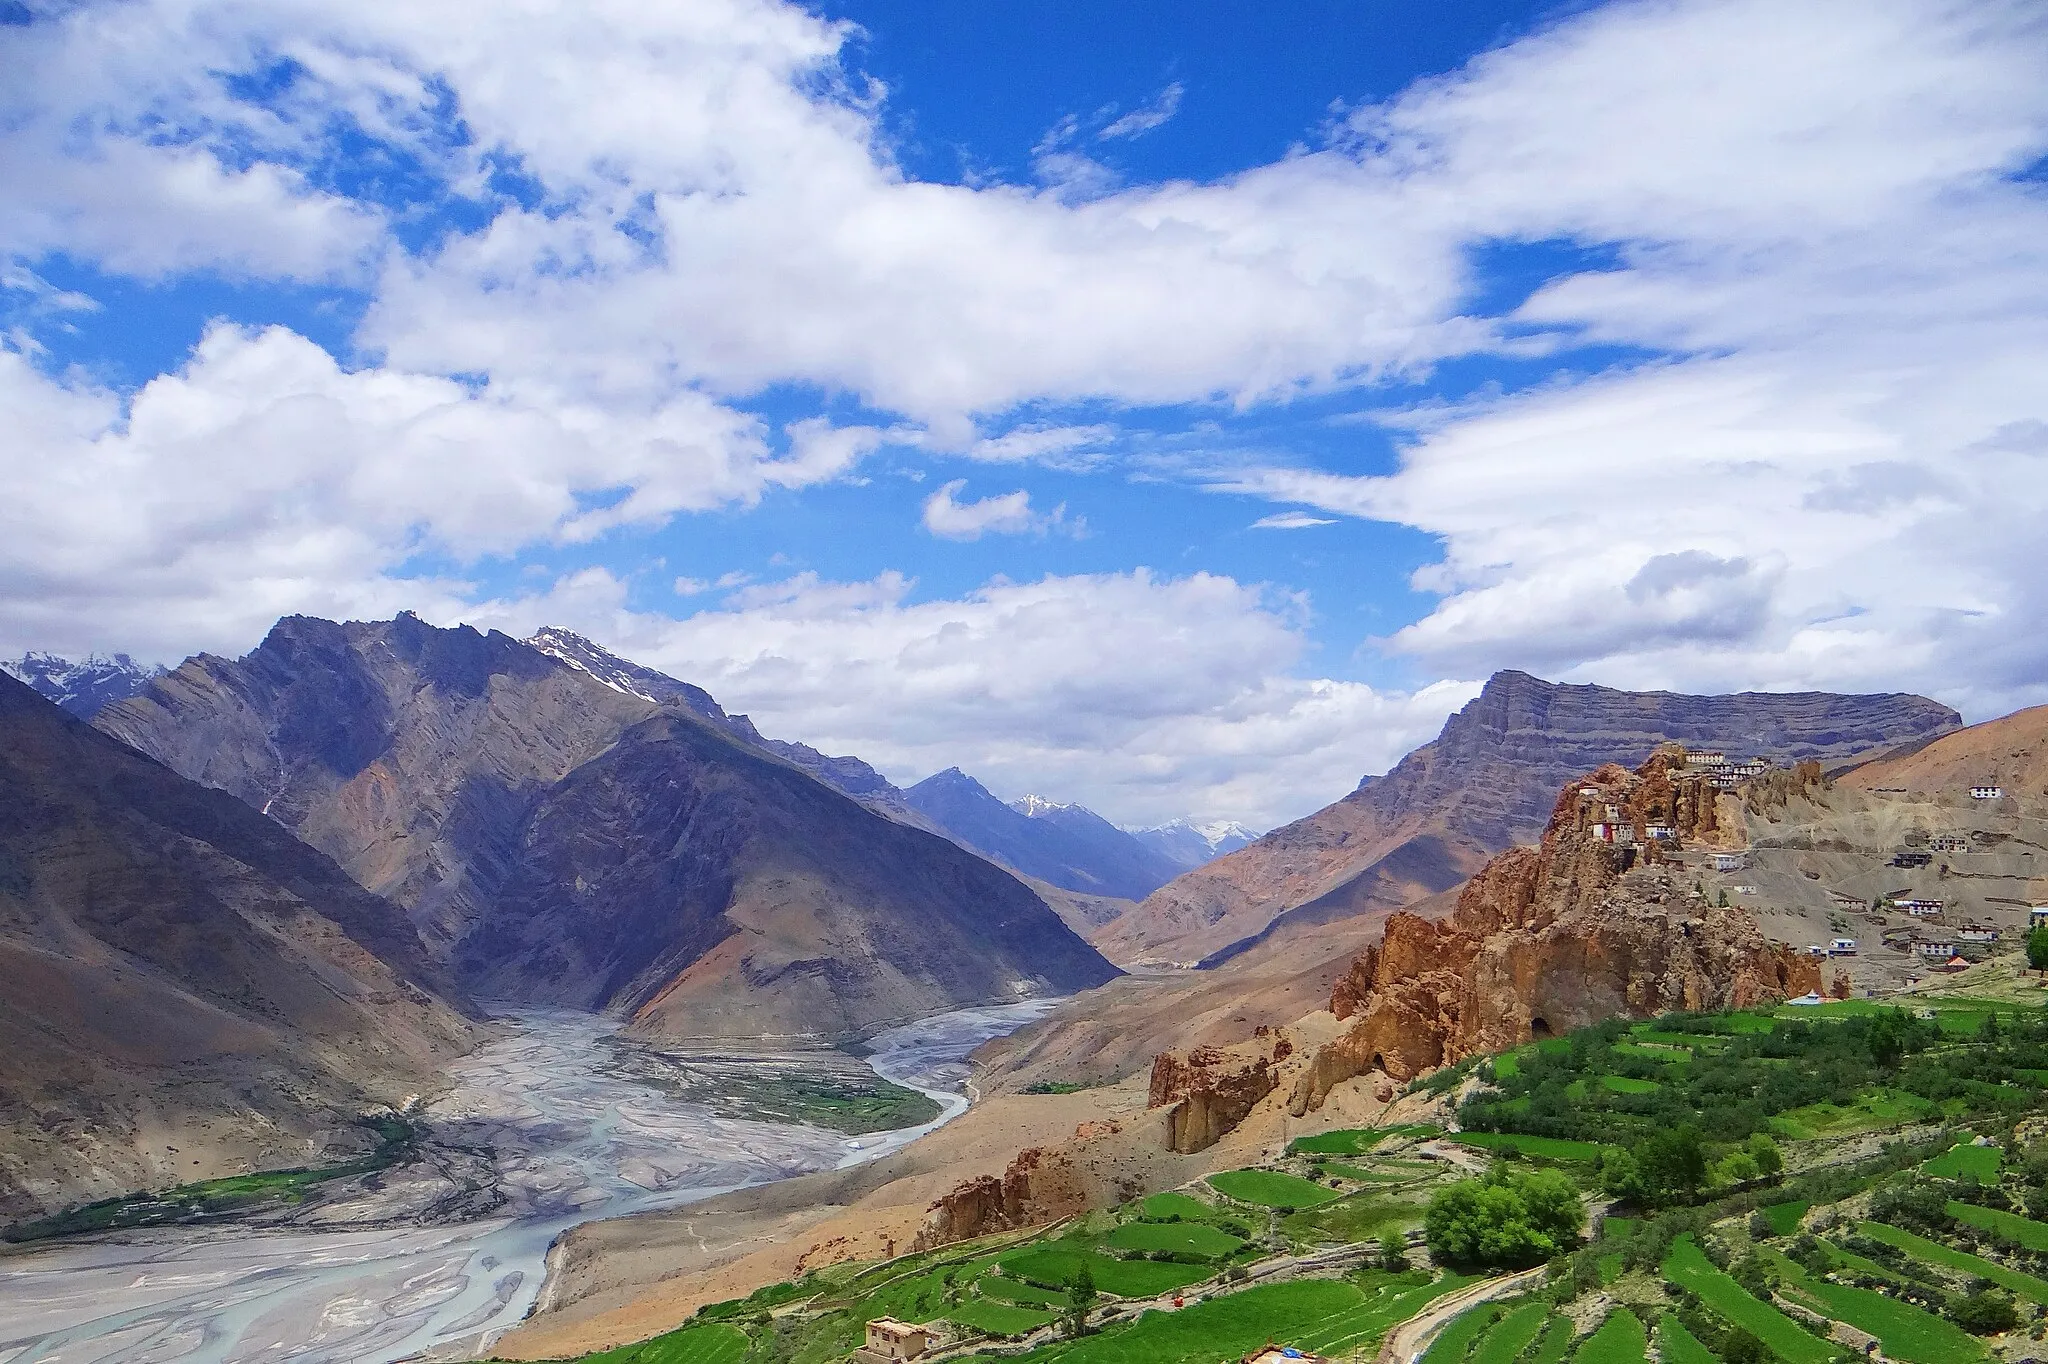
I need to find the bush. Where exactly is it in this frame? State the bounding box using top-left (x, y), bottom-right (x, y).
top-left (1425, 1164), bottom-right (1584, 1269)
top-left (1720, 1327), bottom-right (1769, 1364)
top-left (1949, 1290), bottom-right (2020, 1336)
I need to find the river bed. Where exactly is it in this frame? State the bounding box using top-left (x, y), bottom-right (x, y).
top-left (0, 1000), bottom-right (1056, 1364)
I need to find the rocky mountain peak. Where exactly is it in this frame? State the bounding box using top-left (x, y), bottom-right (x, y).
top-left (2, 650), bottom-right (164, 718)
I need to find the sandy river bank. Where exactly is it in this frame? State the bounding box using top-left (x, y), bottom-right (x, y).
top-left (0, 1001), bottom-right (1054, 1364)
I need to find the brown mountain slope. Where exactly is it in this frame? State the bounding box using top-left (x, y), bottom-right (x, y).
top-left (96, 614), bottom-right (1117, 1040)
top-left (1100, 669), bottom-right (1960, 966)
top-left (1843, 703), bottom-right (2048, 801)
top-left (0, 673), bottom-right (481, 1219)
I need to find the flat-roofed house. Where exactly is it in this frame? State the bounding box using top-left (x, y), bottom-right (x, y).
top-left (861, 1318), bottom-right (935, 1362)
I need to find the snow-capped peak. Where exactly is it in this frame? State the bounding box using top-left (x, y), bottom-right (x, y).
top-left (1012, 794), bottom-right (1072, 818)
top-left (3, 651), bottom-right (163, 719)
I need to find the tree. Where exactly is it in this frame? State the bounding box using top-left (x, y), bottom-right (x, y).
top-left (1600, 1148), bottom-right (1648, 1203)
top-left (1720, 1328), bottom-right (1768, 1364)
top-left (1744, 1133), bottom-right (1784, 1177)
top-left (1949, 1290), bottom-right (2019, 1335)
top-left (1379, 1231), bottom-right (1409, 1272)
top-left (1634, 1126), bottom-right (1708, 1205)
top-left (1425, 1165), bottom-right (1584, 1269)
top-left (2028, 926), bottom-right (2048, 978)
top-left (1064, 1263), bottom-right (1096, 1338)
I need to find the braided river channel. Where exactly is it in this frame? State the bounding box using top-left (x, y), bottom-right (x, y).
top-left (0, 1000), bottom-right (1056, 1364)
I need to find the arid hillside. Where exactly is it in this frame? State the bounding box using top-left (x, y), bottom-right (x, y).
top-left (95, 613), bottom-right (1117, 1041)
top-left (1099, 669), bottom-right (1960, 967)
top-left (0, 673), bottom-right (482, 1218)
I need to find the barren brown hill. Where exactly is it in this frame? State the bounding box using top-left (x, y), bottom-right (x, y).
top-left (1843, 702), bottom-right (2048, 802)
top-left (0, 672), bottom-right (481, 1219)
top-left (96, 613), bottom-right (1117, 1040)
top-left (1099, 669), bottom-right (1959, 966)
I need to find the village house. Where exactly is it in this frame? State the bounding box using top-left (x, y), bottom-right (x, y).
top-left (1915, 937), bottom-right (1957, 959)
top-left (1895, 898), bottom-right (1946, 918)
top-left (859, 1318), bottom-right (935, 1362)
top-left (1710, 852), bottom-right (1747, 872)
top-left (1684, 750), bottom-right (1727, 769)
top-left (1891, 851), bottom-right (1934, 868)
top-left (1830, 938), bottom-right (1858, 955)
top-left (2030, 906), bottom-right (2048, 930)
top-left (1646, 823), bottom-right (1677, 841)
top-left (1928, 835), bottom-right (1968, 853)
top-left (1956, 927), bottom-right (2000, 945)
top-left (1971, 786), bottom-right (2005, 800)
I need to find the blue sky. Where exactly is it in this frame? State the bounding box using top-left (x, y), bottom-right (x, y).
top-left (3, 0), bottom-right (2047, 827)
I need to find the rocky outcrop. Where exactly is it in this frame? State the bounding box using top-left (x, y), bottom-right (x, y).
top-left (910, 1147), bottom-right (1048, 1250)
top-left (1147, 1029), bottom-right (1293, 1154)
top-left (1290, 748), bottom-right (1821, 1116)
top-left (1105, 670), bottom-right (1960, 966)
top-left (0, 673), bottom-right (481, 1217)
top-left (95, 613), bottom-right (1119, 1040)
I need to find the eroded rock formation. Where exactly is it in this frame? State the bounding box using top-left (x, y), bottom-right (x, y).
top-left (1147, 1028), bottom-right (1294, 1154)
top-left (1291, 748), bottom-right (1820, 1116)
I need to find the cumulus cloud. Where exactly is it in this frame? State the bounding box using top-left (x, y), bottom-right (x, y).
top-left (0, 324), bottom-right (835, 660)
top-left (477, 567), bottom-right (1478, 827)
top-left (920, 480), bottom-right (1067, 540)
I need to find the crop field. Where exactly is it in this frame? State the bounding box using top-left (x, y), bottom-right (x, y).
top-left (1923, 1142), bottom-right (2002, 1179)
top-left (1287, 1124), bottom-right (1439, 1156)
top-left (1207, 1169), bottom-right (1341, 1209)
top-left (573, 1322), bottom-right (749, 1364)
top-left (1661, 1236), bottom-right (1832, 1364)
top-left (1571, 1310), bottom-right (1646, 1364)
top-left (1771, 1260), bottom-right (1983, 1364)
top-left (997, 1245), bottom-right (1210, 1297)
top-left (1491, 1053), bottom-right (1522, 1080)
top-left (980, 1276), bottom-right (1069, 1307)
top-left (1447, 1132), bottom-right (1607, 1162)
top-left (1007, 1279), bottom-right (1364, 1364)
top-left (1859, 1223), bottom-right (2048, 1304)
top-left (1288, 1272), bottom-right (1482, 1359)
top-left (1136, 1191), bottom-right (1216, 1221)
top-left (1420, 1302), bottom-right (1498, 1364)
top-left (1530, 1319), bottom-right (1576, 1364)
top-left (1599, 1075), bottom-right (1660, 1095)
top-left (1769, 1088), bottom-right (1940, 1140)
top-left (1657, 1318), bottom-right (1717, 1364)
top-left (1282, 1191), bottom-right (1423, 1247)
top-left (946, 1300), bottom-right (1058, 1338)
top-left (1469, 1300), bottom-right (1552, 1364)
top-left (1947, 1202), bottom-right (2048, 1252)
top-left (1761, 1200), bottom-right (1811, 1235)
top-left (1103, 1221), bottom-right (1245, 1259)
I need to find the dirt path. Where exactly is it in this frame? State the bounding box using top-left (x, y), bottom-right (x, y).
top-left (1375, 1266), bottom-right (1546, 1364)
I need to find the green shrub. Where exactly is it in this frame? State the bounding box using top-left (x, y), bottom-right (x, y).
top-left (1426, 1166), bottom-right (1583, 1270)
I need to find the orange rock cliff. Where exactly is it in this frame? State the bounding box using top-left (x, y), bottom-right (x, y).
top-left (1290, 746), bottom-right (1819, 1114)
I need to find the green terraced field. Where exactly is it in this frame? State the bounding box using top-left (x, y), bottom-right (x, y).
top-left (1470, 1300), bottom-right (1552, 1364)
top-left (1136, 1191), bottom-right (1217, 1221)
top-left (1924, 1142), bottom-right (2003, 1180)
top-left (1448, 1132), bottom-right (1607, 1161)
top-left (1761, 1200), bottom-right (1811, 1236)
top-left (997, 1245), bottom-right (1211, 1297)
top-left (1572, 1310), bottom-right (1647, 1364)
top-left (1290, 1273), bottom-right (1482, 1360)
top-left (1772, 1259), bottom-right (1983, 1364)
top-left (1104, 1221), bottom-right (1245, 1259)
top-left (1599, 1075), bottom-right (1660, 1094)
top-left (1281, 1192), bottom-right (1422, 1247)
top-left (1860, 1223), bottom-right (2048, 1305)
top-left (1287, 1125), bottom-right (1440, 1156)
top-left (1662, 1236), bottom-right (1832, 1364)
top-left (1658, 1317), bottom-right (1718, 1364)
top-left (1948, 1202), bottom-right (2048, 1252)
top-left (980, 1276), bottom-right (1069, 1307)
top-left (945, 1299), bottom-right (1058, 1337)
top-left (1769, 1088), bottom-right (1940, 1140)
top-left (1421, 1302), bottom-right (1499, 1364)
top-left (572, 1322), bottom-right (748, 1364)
top-left (1208, 1169), bottom-right (1341, 1209)
top-left (1003, 1279), bottom-right (1364, 1364)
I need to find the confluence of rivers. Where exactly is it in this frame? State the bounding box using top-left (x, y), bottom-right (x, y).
top-left (0, 1000), bottom-right (1057, 1364)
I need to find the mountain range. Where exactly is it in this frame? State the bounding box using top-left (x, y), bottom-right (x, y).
top-left (1094, 669), bottom-right (1964, 966)
top-left (92, 613), bottom-right (1118, 1040)
top-left (0, 670), bottom-right (480, 1218)
top-left (1, 651), bottom-right (161, 718)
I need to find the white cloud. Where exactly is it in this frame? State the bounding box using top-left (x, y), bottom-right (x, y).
top-left (1251, 511), bottom-right (1337, 530)
top-left (1098, 83), bottom-right (1184, 141)
top-left (920, 480), bottom-right (1063, 540)
top-left (485, 567), bottom-right (1478, 827)
top-left (0, 323), bottom-right (839, 662)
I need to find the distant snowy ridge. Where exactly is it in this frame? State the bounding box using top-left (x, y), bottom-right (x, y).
top-left (1129, 817), bottom-right (1259, 871)
top-left (2, 651), bottom-right (163, 719)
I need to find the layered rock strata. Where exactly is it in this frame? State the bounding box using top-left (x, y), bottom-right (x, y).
top-left (1107, 670), bottom-right (1961, 966)
top-left (1147, 1028), bottom-right (1294, 1154)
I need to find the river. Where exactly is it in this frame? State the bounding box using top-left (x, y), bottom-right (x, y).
top-left (0, 1000), bottom-right (1057, 1364)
